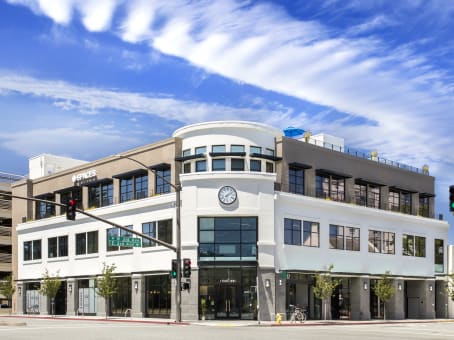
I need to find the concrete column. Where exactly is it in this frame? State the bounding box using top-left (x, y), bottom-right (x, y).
top-left (66, 279), bottom-right (77, 316)
top-left (387, 279), bottom-right (405, 320)
top-left (350, 277), bottom-right (371, 320)
top-left (258, 268), bottom-right (275, 321)
top-left (55, 193), bottom-right (61, 216)
top-left (305, 168), bottom-right (316, 197)
top-left (82, 186), bottom-right (89, 210)
top-left (435, 280), bottom-right (449, 318)
top-left (113, 178), bottom-right (120, 204)
top-left (96, 276), bottom-right (107, 317)
top-left (148, 169), bottom-right (156, 196)
top-left (16, 282), bottom-right (25, 314)
top-left (170, 277), bottom-right (177, 321)
top-left (429, 197), bottom-right (435, 219)
top-left (344, 178), bottom-right (355, 204)
top-left (380, 186), bottom-right (389, 210)
top-left (181, 270), bottom-right (199, 320)
top-left (424, 279), bottom-right (436, 319)
top-left (39, 282), bottom-right (49, 315)
top-left (131, 274), bottom-right (145, 318)
top-left (411, 193), bottom-right (419, 216)
top-left (275, 273), bottom-right (287, 320)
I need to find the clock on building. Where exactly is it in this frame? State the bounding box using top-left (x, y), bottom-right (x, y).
top-left (218, 185), bottom-right (237, 205)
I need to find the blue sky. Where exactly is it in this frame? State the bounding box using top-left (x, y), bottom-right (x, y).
top-left (0, 0), bottom-right (453, 240)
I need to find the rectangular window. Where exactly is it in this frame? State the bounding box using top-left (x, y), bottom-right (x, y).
top-left (231, 145), bottom-right (245, 153)
top-left (389, 191), bottom-right (400, 212)
top-left (48, 237), bottom-right (58, 258)
top-left (289, 167), bottom-right (304, 194)
top-left (284, 218), bottom-right (301, 245)
top-left (231, 158), bottom-right (244, 171)
top-left (401, 192), bottom-right (412, 214)
top-left (87, 182), bottom-right (114, 208)
top-left (24, 239), bottom-right (42, 261)
top-left (415, 236), bottom-right (426, 257)
top-left (35, 194), bottom-right (55, 220)
top-left (120, 225), bottom-right (133, 250)
top-left (266, 162), bottom-right (274, 173)
top-left (212, 145), bottom-right (226, 153)
top-left (76, 231), bottom-right (98, 255)
top-left (250, 159), bottom-right (261, 172)
top-left (330, 178), bottom-right (345, 202)
top-left (419, 196), bottom-right (430, 217)
top-left (24, 241), bottom-right (32, 261)
top-left (368, 186), bottom-right (380, 209)
top-left (435, 239), bottom-right (444, 273)
top-left (403, 234), bottom-right (425, 257)
top-left (316, 175), bottom-right (330, 199)
top-left (182, 149), bottom-right (191, 157)
top-left (303, 221), bottom-right (319, 247)
top-left (156, 168), bottom-right (170, 194)
top-left (383, 232), bottom-right (395, 254)
top-left (120, 177), bottom-right (133, 202)
top-left (183, 162), bottom-right (191, 173)
top-left (368, 230), bottom-right (381, 253)
top-left (135, 174), bottom-right (148, 199)
top-left (250, 146), bottom-right (262, 154)
top-left (355, 183), bottom-right (367, 206)
top-left (142, 222), bottom-right (156, 247)
top-left (107, 228), bottom-right (119, 252)
top-left (329, 225), bottom-right (344, 250)
top-left (196, 160), bottom-right (207, 172)
top-left (265, 148), bottom-right (275, 156)
top-left (345, 227), bottom-right (360, 251)
top-left (195, 146), bottom-right (206, 155)
top-left (158, 219), bottom-right (173, 244)
top-left (48, 236), bottom-right (68, 258)
top-left (199, 217), bottom-right (257, 261)
top-left (212, 159), bottom-right (226, 171)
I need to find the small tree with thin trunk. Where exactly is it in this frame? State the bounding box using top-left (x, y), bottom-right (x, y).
top-left (39, 270), bottom-right (61, 316)
top-left (313, 265), bottom-right (340, 320)
top-left (0, 274), bottom-right (16, 314)
top-left (373, 271), bottom-right (395, 320)
top-left (96, 263), bottom-right (117, 319)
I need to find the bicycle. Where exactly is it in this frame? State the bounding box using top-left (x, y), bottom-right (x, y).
top-left (289, 304), bottom-right (307, 322)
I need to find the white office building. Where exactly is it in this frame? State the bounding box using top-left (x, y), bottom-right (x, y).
top-left (12, 121), bottom-right (450, 320)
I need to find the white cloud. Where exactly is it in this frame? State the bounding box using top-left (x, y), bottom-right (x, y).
top-left (0, 73), bottom-right (293, 126)
top-left (78, 0), bottom-right (117, 32)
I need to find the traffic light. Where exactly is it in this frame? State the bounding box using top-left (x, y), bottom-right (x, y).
top-left (450, 185), bottom-right (454, 212)
top-left (171, 259), bottom-right (178, 279)
top-left (66, 199), bottom-right (77, 220)
top-left (183, 258), bottom-right (191, 278)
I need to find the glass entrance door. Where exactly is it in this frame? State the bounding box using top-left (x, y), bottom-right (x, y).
top-left (216, 284), bottom-right (240, 319)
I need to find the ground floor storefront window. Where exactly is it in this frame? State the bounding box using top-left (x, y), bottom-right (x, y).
top-left (25, 282), bottom-right (40, 314)
top-left (199, 266), bottom-right (257, 320)
top-left (146, 275), bottom-right (171, 318)
top-left (78, 279), bottom-right (96, 315)
top-left (285, 273), bottom-right (321, 320)
top-left (331, 278), bottom-right (351, 320)
top-left (111, 277), bottom-right (131, 316)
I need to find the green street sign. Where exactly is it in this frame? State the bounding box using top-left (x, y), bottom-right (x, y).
top-left (108, 236), bottom-right (142, 247)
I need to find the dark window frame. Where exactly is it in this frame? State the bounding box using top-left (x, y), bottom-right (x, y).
top-left (284, 218), bottom-right (301, 246)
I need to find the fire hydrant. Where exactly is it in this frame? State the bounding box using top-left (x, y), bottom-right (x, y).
top-left (276, 313), bottom-right (282, 325)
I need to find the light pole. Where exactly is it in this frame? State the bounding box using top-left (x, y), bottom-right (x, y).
top-left (114, 154), bottom-right (182, 322)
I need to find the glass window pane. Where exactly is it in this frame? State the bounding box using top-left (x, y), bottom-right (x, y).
top-left (250, 146), bottom-right (262, 154)
top-left (195, 146), bottom-right (206, 155)
top-left (200, 230), bottom-right (214, 243)
top-left (216, 217), bottom-right (241, 230)
top-left (241, 230), bottom-right (256, 243)
top-left (48, 237), bottom-right (57, 258)
top-left (231, 158), bottom-right (244, 171)
top-left (200, 218), bottom-right (214, 230)
top-left (231, 145), bottom-right (244, 153)
top-left (196, 160), bottom-right (207, 172)
top-left (212, 145), bottom-right (226, 153)
top-left (212, 159), bottom-right (225, 171)
top-left (58, 236), bottom-right (68, 257)
top-left (158, 219), bottom-right (172, 244)
top-left (250, 159), bottom-right (261, 172)
top-left (87, 231), bottom-right (98, 254)
top-left (76, 233), bottom-right (86, 255)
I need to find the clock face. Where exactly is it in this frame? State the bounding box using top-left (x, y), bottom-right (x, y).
top-left (218, 186), bottom-right (237, 205)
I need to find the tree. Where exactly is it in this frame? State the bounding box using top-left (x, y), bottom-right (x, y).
top-left (0, 275), bottom-right (16, 314)
top-left (39, 270), bottom-right (61, 316)
top-left (446, 273), bottom-right (454, 301)
top-left (373, 271), bottom-right (395, 320)
top-left (96, 263), bottom-right (117, 319)
top-left (313, 265), bottom-right (340, 320)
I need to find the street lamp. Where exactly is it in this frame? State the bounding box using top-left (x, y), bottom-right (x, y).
top-left (114, 154), bottom-right (182, 322)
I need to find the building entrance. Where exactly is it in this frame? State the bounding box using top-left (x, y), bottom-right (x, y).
top-left (199, 266), bottom-right (257, 320)
top-left (215, 283), bottom-right (240, 318)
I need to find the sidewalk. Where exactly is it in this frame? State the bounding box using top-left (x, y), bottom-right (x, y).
top-left (2, 314), bottom-right (454, 327)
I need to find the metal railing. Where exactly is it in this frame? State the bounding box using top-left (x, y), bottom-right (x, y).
top-left (0, 172), bottom-right (23, 183)
top-left (303, 137), bottom-right (427, 175)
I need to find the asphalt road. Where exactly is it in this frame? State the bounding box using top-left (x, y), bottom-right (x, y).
top-left (1, 318), bottom-right (454, 340)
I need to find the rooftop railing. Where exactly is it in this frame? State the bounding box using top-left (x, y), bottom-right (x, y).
top-left (303, 137), bottom-right (428, 175)
top-left (0, 172), bottom-right (23, 183)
